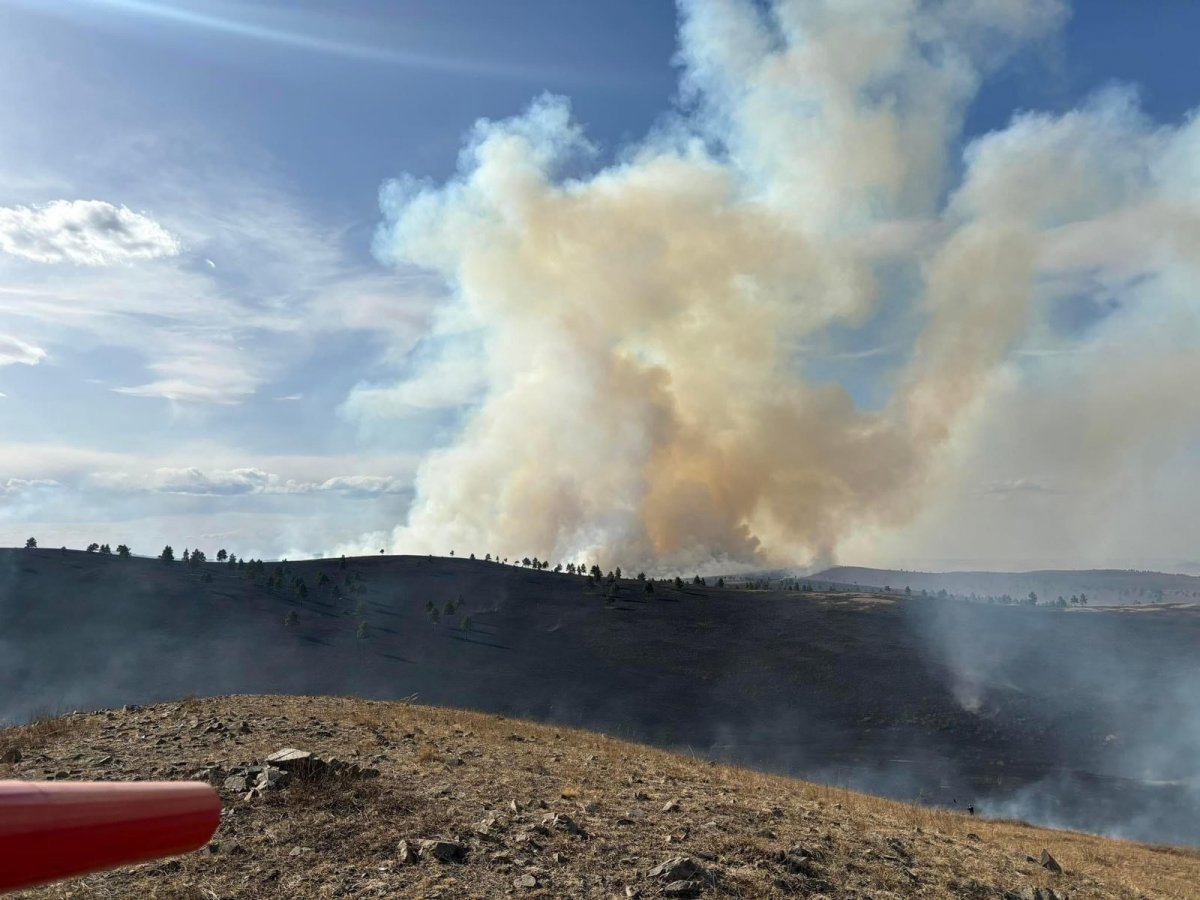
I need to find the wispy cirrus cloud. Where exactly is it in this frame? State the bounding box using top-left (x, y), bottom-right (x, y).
top-left (0, 334), bottom-right (46, 366)
top-left (33, 0), bottom-right (589, 83)
top-left (0, 199), bottom-right (180, 266)
top-left (343, 347), bottom-right (486, 421)
top-left (90, 467), bottom-right (410, 497)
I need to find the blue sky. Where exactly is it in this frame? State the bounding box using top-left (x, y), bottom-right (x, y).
top-left (1, 1), bottom-right (1199, 569)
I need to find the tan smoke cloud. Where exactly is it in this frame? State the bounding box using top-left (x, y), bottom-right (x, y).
top-left (368, 0), bottom-right (1199, 572)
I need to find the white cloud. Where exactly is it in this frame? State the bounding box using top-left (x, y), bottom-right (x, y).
top-left (311, 475), bottom-right (410, 496)
top-left (0, 478), bottom-right (61, 497)
top-left (0, 334), bottom-right (45, 366)
top-left (111, 345), bottom-right (263, 405)
top-left (0, 199), bottom-right (180, 265)
top-left (90, 466), bottom-right (409, 497)
top-left (343, 345), bottom-right (486, 420)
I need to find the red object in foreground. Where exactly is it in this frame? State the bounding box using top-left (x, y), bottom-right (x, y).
top-left (0, 781), bottom-right (221, 892)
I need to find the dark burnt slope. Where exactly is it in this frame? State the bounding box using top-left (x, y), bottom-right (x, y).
top-left (1, 549), bottom-right (1197, 843)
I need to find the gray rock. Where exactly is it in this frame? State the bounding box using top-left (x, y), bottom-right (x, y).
top-left (223, 775), bottom-right (248, 793)
top-left (254, 765), bottom-right (290, 790)
top-left (1008, 889), bottom-right (1060, 900)
top-left (662, 881), bottom-right (702, 898)
top-left (1040, 849), bottom-right (1063, 874)
top-left (396, 839), bottom-right (419, 865)
top-left (1, 747), bottom-right (22, 764)
top-left (265, 748), bottom-right (315, 770)
top-left (541, 812), bottom-right (583, 835)
top-left (649, 857), bottom-right (708, 882)
top-left (419, 839), bottom-right (467, 864)
top-left (513, 874), bottom-right (538, 889)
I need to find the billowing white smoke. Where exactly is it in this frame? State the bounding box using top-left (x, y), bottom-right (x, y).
top-left (369, 0), bottom-right (1200, 572)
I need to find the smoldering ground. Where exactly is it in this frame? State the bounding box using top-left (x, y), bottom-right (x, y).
top-left (2, 550), bottom-right (1197, 845)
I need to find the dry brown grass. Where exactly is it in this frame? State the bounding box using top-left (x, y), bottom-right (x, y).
top-left (0, 710), bottom-right (96, 758)
top-left (3, 695), bottom-right (1197, 899)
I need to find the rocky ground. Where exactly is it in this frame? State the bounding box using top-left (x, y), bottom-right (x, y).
top-left (2, 695), bottom-right (1197, 899)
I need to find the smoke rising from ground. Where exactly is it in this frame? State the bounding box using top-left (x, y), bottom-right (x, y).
top-left (372, 0), bottom-right (1199, 571)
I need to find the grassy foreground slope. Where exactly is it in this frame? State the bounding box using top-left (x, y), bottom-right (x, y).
top-left (3, 695), bottom-right (1198, 899)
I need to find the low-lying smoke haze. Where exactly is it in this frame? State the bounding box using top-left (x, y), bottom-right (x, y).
top-left (369, 0), bottom-right (1200, 573)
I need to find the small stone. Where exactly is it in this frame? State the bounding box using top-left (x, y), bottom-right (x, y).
top-left (662, 881), bottom-right (702, 898)
top-left (419, 839), bottom-right (467, 864)
top-left (649, 857), bottom-right (706, 882)
top-left (541, 812), bottom-right (583, 835)
top-left (1, 748), bottom-right (22, 764)
top-left (513, 874), bottom-right (537, 889)
top-left (396, 840), bottom-right (419, 865)
top-left (1011, 889), bottom-right (1060, 900)
top-left (223, 775), bottom-right (248, 793)
top-left (254, 765), bottom-right (290, 790)
top-left (1040, 849), bottom-right (1063, 874)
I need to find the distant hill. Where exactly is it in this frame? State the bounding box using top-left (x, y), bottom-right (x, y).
top-left (812, 566), bottom-right (1200, 607)
top-left (2, 548), bottom-right (1198, 845)
top-left (6, 695), bottom-right (1197, 899)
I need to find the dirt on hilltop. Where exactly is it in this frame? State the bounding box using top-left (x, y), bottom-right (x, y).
top-left (2, 695), bottom-right (1197, 899)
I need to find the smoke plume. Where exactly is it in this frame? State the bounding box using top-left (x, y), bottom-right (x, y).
top-left (372, 0), bottom-right (1198, 571)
